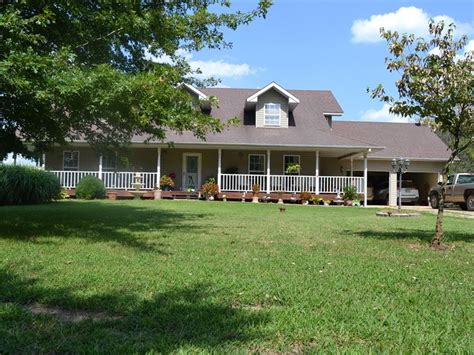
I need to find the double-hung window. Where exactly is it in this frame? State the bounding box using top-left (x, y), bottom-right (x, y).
top-left (264, 103), bottom-right (281, 126)
top-left (284, 155), bottom-right (300, 175)
top-left (102, 152), bottom-right (117, 171)
top-left (248, 154), bottom-right (265, 174)
top-left (63, 151), bottom-right (79, 171)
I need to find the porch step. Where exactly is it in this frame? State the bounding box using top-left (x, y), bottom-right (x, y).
top-left (172, 192), bottom-right (200, 200)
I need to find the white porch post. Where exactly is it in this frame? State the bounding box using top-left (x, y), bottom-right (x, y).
top-left (217, 148), bottom-right (222, 192)
top-left (363, 154), bottom-right (368, 207)
top-left (157, 147), bottom-right (161, 185)
top-left (266, 149), bottom-right (271, 193)
top-left (41, 152), bottom-right (46, 170)
top-left (315, 150), bottom-right (320, 194)
top-left (98, 154), bottom-right (103, 180)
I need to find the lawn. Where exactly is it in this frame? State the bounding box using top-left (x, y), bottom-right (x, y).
top-left (0, 200), bottom-right (472, 353)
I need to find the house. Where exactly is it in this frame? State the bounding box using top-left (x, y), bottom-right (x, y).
top-left (43, 82), bottom-right (451, 206)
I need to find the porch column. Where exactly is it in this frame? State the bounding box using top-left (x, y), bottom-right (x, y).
top-left (266, 149), bottom-right (271, 194)
top-left (156, 147), bottom-right (161, 185)
top-left (217, 148), bottom-right (222, 192)
top-left (363, 154), bottom-right (368, 207)
top-left (98, 154), bottom-right (103, 180)
top-left (315, 151), bottom-right (320, 194)
top-left (41, 152), bottom-right (46, 170)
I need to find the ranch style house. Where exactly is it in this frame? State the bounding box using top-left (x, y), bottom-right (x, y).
top-left (43, 82), bottom-right (451, 206)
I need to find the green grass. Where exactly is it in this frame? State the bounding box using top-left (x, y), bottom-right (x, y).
top-left (0, 200), bottom-right (472, 353)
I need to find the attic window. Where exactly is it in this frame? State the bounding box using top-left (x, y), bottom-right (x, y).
top-left (264, 103), bottom-right (281, 126)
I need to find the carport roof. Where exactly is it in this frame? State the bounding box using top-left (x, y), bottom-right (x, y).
top-left (331, 121), bottom-right (451, 160)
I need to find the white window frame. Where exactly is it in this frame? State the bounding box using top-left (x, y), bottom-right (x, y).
top-left (264, 103), bottom-right (281, 126)
top-left (248, 154), bottom-right (266, 174)
top-left (102, 152), bottom-right (118, 171)
top-left (283, 155), bottom-right (301, 175)
top-left (63, 151), bottom-right (79, 171)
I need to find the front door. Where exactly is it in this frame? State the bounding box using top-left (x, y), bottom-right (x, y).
top-left (182, 153), bottom-right (201, 191)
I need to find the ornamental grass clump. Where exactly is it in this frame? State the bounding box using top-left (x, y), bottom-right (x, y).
top-left (0, 165), bottom-right (61, 205)
top-left (76, 176), bottom-right (106, 200)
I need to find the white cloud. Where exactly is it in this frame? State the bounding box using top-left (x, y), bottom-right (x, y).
top-left (360, 104), bottom-right (412, 123)
top-left (146, 49), bottom-right (256, 79)
top-left (351, 7), bottom-right (473, 43)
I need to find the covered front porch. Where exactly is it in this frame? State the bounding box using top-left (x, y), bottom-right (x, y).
top-left (47, 145), bottom-right (370, 203)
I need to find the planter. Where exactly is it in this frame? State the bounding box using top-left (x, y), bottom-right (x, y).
top-left (252, 196), bottom-right (259, 203)
top-left (153, 189), bottom-right (162, 200)
top-left (222, 195), bottom-right (227, 202)
top-left (107, 191), bottom-right (118, 200)
top-left (344, 200), bottom-right (353, 206)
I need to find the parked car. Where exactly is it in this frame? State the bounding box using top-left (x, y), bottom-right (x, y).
top-left (374, 180), bottom-right (420, 204)
top-left (429, 173), bottom-right (474, 211)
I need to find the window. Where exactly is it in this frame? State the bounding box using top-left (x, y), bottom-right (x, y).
top-left (284, 155), bottom-right (300, 175)
top-left (264, 103), bottom-right (281, 126)
top-left (102, 152), bottom-right (117, 171)
top-left (457, 175), bottom-right (474, 184)
top-left (248, 154), bottom-right (265, 174)
top-left (63, 151), bottom-right (79, 171)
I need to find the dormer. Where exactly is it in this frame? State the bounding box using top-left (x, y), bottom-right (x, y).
top-left (245, 82), bottom-right (300, 128)
top-left (181, 83), bottom-right (211, 111)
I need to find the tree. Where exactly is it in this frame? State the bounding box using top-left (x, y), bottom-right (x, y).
top-left (0, 1), bottom-right (272, 160)
top-left (370, 21), bottom-right (473, 248)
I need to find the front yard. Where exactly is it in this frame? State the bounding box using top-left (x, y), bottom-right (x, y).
top-left (0, 200), bottom-right (472, 353)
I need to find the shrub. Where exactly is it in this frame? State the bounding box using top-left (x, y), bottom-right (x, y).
top-left (76, 176), bottom-right (106, 200)
top-left (343, 185), bottom-right (358, 200)
top-left (252, 184), bottom-right (260, 195)
top-left (299, 191), bottom-right (312, 201)
top-left (0, 165), bottom-right (61, 205)
top-left (160, 175), bottom-right (175, 189)
top-left (201, 178), bottom-right (218, 198)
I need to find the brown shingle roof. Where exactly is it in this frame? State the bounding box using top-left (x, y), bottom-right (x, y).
top-left (332, 121), bottom-right (451, 160)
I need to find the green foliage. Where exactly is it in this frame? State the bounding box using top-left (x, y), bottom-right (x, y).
top-left (286, 163), bottom-right (300, 174)
top-left (160, 175), bottom-right (175, 189)
top-left (0, 1), bottom-right (271, 159)
top-left (76, 176), bottom-right (106, 200)
top-left (343, 185), bottom-right (358, 200)
top-left (0, 165), bottom-right (60, 205)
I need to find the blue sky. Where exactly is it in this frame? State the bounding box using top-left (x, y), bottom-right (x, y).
top-left (187, 0), bottom-right (474, 122)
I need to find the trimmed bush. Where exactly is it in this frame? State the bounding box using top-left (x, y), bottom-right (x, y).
top-left (0, 165), bottom-right (61, 205)
top-left (76, 176), bottom-right (106, 200)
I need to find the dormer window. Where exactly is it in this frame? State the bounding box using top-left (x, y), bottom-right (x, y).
top-left (264, 103), bottom-right (281, 126)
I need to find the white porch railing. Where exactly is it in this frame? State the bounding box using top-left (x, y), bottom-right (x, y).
top-left (50, 171), bottom-right (364, 194)
top-left (50, 171), bottom-right (159, 190)
top-left (221, 173), bottom-right (364, 194)
top-left (220, 173), bottom-right (267, 192)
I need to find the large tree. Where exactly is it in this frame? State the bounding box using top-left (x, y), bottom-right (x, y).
top-left (370, 21), bottom-right (473, 247)
top-left (0, 0), bottom-right (271, 159)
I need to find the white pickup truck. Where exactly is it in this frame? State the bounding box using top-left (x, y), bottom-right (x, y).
top-left (429, 173), bottom-right (474, 211)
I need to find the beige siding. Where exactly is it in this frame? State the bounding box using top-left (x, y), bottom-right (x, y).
top-left (256, 89), bottom-right (289, 128)
top-left (46, 147), bottom-right (99, 171)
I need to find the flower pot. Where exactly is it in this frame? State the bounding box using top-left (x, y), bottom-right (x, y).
top-left (107, 191), bottom-right (118, 200)
top-left (153, 190), bottom-right (162, 200)
top-left (345, 200), bottom-right (353, 206)
top-left (252, 196), bottom-right (259, 203)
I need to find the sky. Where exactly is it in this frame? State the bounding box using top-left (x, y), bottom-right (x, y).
top-left (184, 0), bottom-right (474, 122)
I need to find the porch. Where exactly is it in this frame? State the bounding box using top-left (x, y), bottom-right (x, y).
top-left (47, 145), bottom-right (370, 202)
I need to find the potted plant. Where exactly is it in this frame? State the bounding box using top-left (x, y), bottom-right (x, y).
top-left (299, 191), bottom-right (311, 205)
top-left (107, 191), bottom-right (118, 200)
top-left (153, 184), bottom-right (162, 200)
top-left (160, 175), bottom-right (175, 191)
top-left (252, 184), bottom-right (260, 203)
top-left (352, 199), bottom-right (361, 207)
top-left (276, 191), bottom-right (284, 204)
top-left (286, 163), bottom-right (301, 175)
top-left (201, 178), bottom-right (218, 200)
top-left (343, 185), bottom-right (358, 206)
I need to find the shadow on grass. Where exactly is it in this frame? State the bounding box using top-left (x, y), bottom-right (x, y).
top-left (0, 201), bottom-right (208, 252)
top-left (0, 268), bottom-right (269, 353)
top-left (352, 229), bottom-right (473, 243)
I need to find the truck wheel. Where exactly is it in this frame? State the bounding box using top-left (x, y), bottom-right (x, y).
top-left (466, 194), bottom-right (474, 211)
top-left (430, 193), bottom-right (439, 209)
